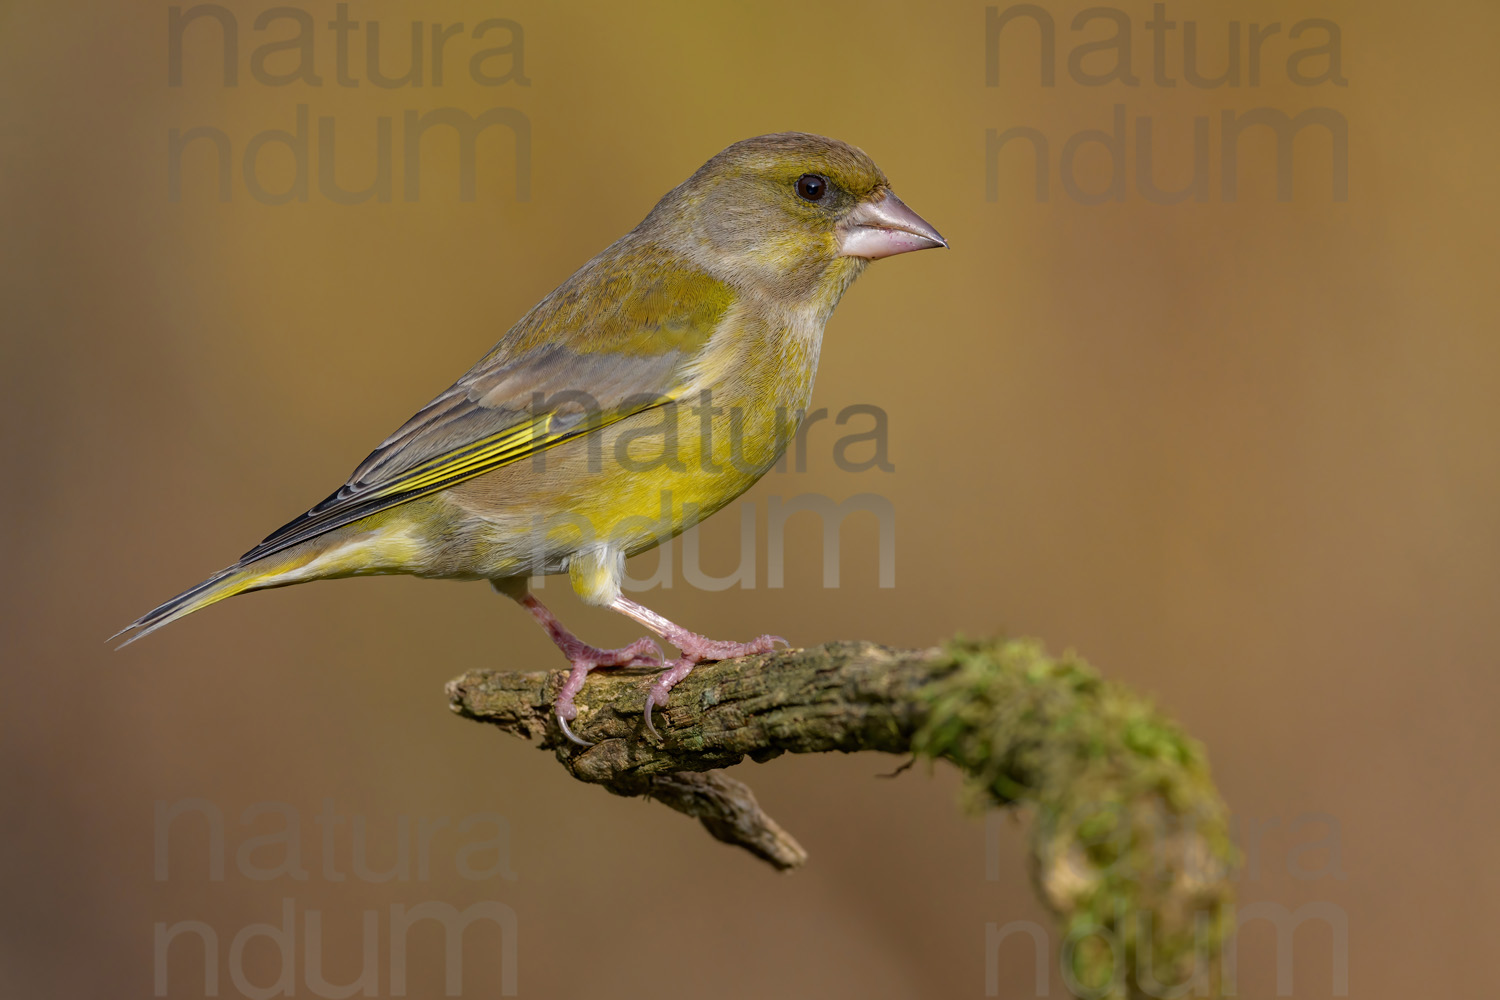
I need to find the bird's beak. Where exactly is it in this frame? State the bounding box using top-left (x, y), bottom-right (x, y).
top-left (837, 190), bottom-right (948, 259)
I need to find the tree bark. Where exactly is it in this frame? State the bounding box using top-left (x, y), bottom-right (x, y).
top-left (448, 637), bottom-right (1237, 998)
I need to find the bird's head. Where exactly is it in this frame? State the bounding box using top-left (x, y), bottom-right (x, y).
top-left (646, 132), bottom-right (947, 308)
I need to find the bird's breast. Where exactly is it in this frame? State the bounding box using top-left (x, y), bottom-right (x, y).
top-left (427, 303), bottom-right (827, 577)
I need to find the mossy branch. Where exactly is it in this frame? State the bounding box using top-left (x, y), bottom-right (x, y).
top-left (447, 637), bottom-right (1237, 998)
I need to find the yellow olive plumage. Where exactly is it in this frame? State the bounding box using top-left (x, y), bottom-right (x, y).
top-left (118, 132), bottom-right (947, 744)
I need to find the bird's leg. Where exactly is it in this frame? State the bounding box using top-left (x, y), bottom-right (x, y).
top-left (607, 595), bottom-right (787, 738)
top-left (496, 583), bottom-right (661, 747)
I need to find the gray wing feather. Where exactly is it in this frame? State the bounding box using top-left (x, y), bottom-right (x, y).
top-left (240, 342), bottom-right (686, 563)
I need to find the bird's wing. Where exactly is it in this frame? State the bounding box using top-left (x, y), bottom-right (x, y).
top-left (240, 252), bottom-right (735, 565)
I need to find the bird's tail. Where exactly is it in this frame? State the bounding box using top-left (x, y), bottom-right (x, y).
top-left (111, 560), bottom-right (288, 648)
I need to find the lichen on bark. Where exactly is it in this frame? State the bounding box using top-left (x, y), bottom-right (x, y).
top-left (447, 635), bottom-right (1237, 998)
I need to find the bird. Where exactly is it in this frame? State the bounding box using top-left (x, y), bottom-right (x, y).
top-left (116, 132), bottom-right (947, 746)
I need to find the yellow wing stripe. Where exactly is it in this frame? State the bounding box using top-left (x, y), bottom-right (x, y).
top-left (367, 408), bottom-right (636, 499)
top-left (240, 393), bottom-right (674, 567)
top-left (372, 420), bottom-right (542, 497)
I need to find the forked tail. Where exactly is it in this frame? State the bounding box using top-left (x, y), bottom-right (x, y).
top-left (112, 562), bottom-right (283, 648)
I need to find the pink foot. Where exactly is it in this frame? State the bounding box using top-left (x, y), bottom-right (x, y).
top-left (638, 629), bottom-right (790, 740)
top-left (672, 632), bottom-right (787, 663)
top-left (553, 639), bottom-right (662, 746)
top-left (587, 595), bottom-right (793, 741)
top-left (511, 592), bottom-right (661, 747)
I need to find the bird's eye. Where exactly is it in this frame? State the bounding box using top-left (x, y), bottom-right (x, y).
top-left (795, 174), bottom-right (827, 202)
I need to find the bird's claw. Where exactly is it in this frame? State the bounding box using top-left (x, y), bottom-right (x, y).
top-left (642, 684), bottom-right (668, 742)
top-left (643, 697), bottom-right (660, 742)
top-left (557, 713), bottom-right (593, 748)
top-left (618, 637), bottom-right (665, 667)
top-left (548, 636), bottom-right (664, 749)
top-left (637, 634), bottom-right (788, 743)
top-left (553, 620), bottom-right (791, 746)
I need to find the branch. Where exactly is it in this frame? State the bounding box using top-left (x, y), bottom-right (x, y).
top-left (447, 637), bottom-right (1237, 997)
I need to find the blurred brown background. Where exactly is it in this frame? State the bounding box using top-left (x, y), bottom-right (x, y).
top-left (2, 0), bottom-right (1495, 996)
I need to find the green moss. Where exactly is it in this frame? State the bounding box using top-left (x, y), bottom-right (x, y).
top-left (913, 638), bottom-right (1239, 1000)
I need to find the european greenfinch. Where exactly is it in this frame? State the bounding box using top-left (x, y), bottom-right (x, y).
top-left (118, 132), bottom-right (946, 745)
